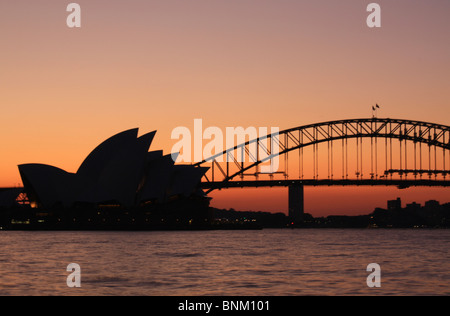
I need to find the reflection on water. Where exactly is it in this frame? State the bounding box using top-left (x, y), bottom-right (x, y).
top-left (0, 229), bottom-right (449, 295)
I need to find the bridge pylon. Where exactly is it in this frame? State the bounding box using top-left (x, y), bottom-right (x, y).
top-left (288, 184), bottom-right (304, 223)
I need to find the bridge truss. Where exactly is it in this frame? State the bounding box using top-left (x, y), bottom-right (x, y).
top-left (195, 118), bottom-right (450, 192)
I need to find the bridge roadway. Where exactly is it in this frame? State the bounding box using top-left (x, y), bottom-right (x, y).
top-left (200, 179), bottom-right (450, 190)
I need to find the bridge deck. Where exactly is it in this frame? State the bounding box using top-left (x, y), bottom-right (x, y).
top-left (200, 179), bottom-right (450, 190)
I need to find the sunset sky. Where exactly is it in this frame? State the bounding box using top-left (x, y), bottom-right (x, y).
top-left (1, 0), bottom-right (449, 216)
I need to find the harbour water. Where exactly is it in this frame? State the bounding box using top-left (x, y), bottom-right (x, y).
top-left (0, 229), bottom-right (449, 296)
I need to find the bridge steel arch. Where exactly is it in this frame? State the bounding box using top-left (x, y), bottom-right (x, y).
top-left (195, 118), bottom-right (450, 192)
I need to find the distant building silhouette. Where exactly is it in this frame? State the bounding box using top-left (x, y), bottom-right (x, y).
top-left (387, 198), bottom-right (402, 211)
top-left (406, 202), bottom-right (421, 211)
top-left (425, 200), bottom-right (440, 210)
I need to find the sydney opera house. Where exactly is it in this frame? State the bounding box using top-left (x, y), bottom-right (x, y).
top-left (0, 129), bottom-right (212, 230)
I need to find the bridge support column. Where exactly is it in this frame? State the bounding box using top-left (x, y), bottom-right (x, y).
top-left (288, 184), bottom-right (304, 223)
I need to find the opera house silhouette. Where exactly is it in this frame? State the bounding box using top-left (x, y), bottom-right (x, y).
top-left (7, 129), bottom-right (212, 230)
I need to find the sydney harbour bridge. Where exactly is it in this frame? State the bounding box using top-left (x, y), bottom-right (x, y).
top-left (195, 118), bottom-right (450, 221)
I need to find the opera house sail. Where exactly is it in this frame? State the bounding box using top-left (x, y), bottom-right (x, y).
top-left (2, 129), bottom-right (211, 230)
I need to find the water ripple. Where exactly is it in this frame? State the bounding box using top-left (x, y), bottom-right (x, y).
top-left (1, 229), bottom-right (449, 295)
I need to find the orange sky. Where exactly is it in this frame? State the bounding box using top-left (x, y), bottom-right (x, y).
top-left (1, 1), bottom-right (449, 216)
